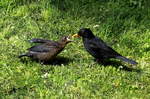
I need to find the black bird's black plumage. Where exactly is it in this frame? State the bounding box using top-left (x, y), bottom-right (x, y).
top-left (76, 28), bottom-right (137, 65)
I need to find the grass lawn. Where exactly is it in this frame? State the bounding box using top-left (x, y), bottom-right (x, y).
top-left (0, 0), bottom-right (150, 98)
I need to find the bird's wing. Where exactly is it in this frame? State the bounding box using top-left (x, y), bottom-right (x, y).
top-left (89, 38), bottom-right (120, 56)
top-left (89, 38), bottom-right (108, 50)
top-left (28, 43), bottom-right (59, 52)
top-left (29, 38), bottom-right (56, 43)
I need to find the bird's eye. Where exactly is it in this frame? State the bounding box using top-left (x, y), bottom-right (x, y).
top-left (64, 37), bottom-right (67, 40)
top-left (62, 36), bottom-right (67, 41)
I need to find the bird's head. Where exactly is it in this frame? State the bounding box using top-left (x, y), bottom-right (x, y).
top-left (60, 36), bottom-right (73, 44)
top-left (72, 28), bottom-right (94, 38)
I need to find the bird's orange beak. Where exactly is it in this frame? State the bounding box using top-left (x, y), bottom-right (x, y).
top-left (72, 34), bottom-right (80, 38)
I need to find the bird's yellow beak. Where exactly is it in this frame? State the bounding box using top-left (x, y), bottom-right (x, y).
top-left (72, 34), bottom-right (80, 38)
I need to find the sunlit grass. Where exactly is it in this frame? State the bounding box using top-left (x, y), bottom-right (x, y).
top-left (0, 0), bottom-right (150, 98)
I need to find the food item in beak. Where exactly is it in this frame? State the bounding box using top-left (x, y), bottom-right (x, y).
top-left (72, 34), bottom-right (80, 38)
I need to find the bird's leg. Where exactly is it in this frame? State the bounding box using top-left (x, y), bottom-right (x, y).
top-left (95, 59), bottom-right (102, 63)
top-left (39, 60), bottom-right (45, 65)
top-left (94, 59), bottom-right (107, 65)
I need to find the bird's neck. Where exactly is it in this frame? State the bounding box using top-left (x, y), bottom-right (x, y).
top-left (83, 37), bottom-right (94, 41)
top-left (58, 42), bottom-right (66, 48)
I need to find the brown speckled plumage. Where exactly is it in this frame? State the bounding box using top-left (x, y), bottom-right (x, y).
top-left (19, 36), bottom-right (72, 62)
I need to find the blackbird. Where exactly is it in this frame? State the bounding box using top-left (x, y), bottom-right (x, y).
top-left (72, 28), bottom-right (137, 65)
top-left (19, 36), bottom-right (73, 62)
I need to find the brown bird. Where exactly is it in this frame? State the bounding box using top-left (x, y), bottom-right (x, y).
top-left (19, 36), bottom-right (73, 62)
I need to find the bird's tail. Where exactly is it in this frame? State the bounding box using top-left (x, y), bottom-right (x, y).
top-left (116, 56), bottom-right (138, 65)
top-left (18, 53), bottom-right (28, 58)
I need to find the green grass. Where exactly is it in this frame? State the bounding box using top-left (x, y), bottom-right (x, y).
top-left (0, 0), bottom-right (150, 98)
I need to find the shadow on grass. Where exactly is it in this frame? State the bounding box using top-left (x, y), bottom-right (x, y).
top-left (3, 85), bottom-right (35, 96)
top-left (4, 86), bottom-right (27, 95)
top-left (19, 56), bottom-right (73, 66)
top-left (94, 59), bottom-right (141, 72)
top-left (43, 56), bottom-right (73, 65)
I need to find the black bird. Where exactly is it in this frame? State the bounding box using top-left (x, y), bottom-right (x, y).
top-left (19, 36), bottom-right (73, 62)
top-left (72, 28), bottom-right (137, 65)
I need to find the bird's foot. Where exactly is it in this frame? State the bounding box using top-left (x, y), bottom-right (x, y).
top-left (94, 59), bottom-right (108, 65)
top-left (95, 59), bottom-right (103, 63)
